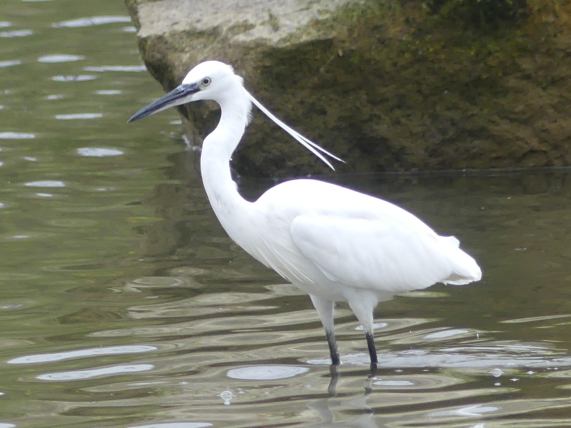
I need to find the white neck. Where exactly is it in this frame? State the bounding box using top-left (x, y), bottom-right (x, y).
top-left (200, 84), bottom-right (256, 249)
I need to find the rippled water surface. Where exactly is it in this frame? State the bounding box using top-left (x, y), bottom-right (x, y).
top-left (1, 0), bottom-right (571, 427)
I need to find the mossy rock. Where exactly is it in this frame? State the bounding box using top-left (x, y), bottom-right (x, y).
top-left (125, 0), bottom-right (571, 176)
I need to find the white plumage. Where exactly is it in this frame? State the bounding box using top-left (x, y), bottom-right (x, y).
top-left (129, 60), bottom-right (482, 366)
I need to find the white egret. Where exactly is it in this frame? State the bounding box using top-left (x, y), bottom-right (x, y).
top-left (129, 61), bottom-right (482, 366)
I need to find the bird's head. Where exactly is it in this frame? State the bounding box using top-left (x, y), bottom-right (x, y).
top-left (129, 60), bottom-right (343, 169)
top-left (128, 60), bottom-right (241, 123)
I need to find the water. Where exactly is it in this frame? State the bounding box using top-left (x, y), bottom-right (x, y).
top-left (1, 0), bottom-right (570, 426)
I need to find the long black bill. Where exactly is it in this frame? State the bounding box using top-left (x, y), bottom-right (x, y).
top-left (128, 83), bottom-right (200, 123)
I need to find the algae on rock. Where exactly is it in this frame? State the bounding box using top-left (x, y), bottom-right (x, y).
top-left (125, 0), bottom-right (571, 176)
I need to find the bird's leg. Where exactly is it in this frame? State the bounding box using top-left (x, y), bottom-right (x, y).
top-left (309, 295), bottom-right (339, 366)
top-left (326, 328), bottom-right (340, 366)
top-left (347, 292), bottom-right (379, 368)
top-left (365, 331), bottom-right (378, 368)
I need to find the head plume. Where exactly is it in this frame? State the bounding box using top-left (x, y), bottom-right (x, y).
top-left (245, 91), bottom-right (344, 170)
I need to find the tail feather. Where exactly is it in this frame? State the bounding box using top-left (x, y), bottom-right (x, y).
top-left (440, 236), bottom-right (482, 285)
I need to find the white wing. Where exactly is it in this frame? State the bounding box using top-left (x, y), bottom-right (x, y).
top-left (291, 214), bottom-right (480, 294)
top-left (255, 179), bottom-right (481, 295)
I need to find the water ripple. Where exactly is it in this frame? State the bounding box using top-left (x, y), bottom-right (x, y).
top-left (24, 180), bottom-right (65, 188)
top-left (84, 65), bottom-right (146, 72)
top-left (0, 132), bottom-right (35, 139)
top-left (307, 342), bottom-right (571, 369)
top-left (227, 365), bottom-right (309, 380)
top-left (502, 314), bottom-right (571, 324)
top-left (374, 379), bottom-right (415, 387)
top-left (8, 345), bottom-right (156, 365)
top-left (77, 147), bottom-right (124, 157)
top-left (52, 16), bottom-right (131, 28)
top-left (431, 403), bottom-right (499, 418)
top-left (0, 30), bottom-right (33, 38)
top-left (95, 89), bottom-right (122, 95)
top-left (51, 74), bottom-right (97, 82)
top-left (129, 423), bottom-right (212, 428)
top-left (38, 54), bottom-right (85, 63)
top-left (0, 60), bottom-right (21, 68)
top-left (37, 364), bottom-right (154, 381)
top-left (424, 328), bottom-right (472, 340)
top-left (55, 113), bottom-right (102, 120)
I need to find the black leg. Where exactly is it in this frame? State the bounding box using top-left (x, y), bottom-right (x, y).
top-left (365, 331), bottom-right (378, 368)
top-left (326, 329), bottom-right (340, 366)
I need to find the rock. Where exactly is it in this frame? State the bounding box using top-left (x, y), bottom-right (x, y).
top-left (125, 0), bottom-right (571, 176)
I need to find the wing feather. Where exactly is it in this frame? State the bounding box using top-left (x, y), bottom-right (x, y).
top-left (290, 214), bottom-right (479, 293)
top-left (253, 179), bottom-right (481, 294)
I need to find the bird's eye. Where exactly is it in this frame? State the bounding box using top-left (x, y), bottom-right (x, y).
top-left (200, 77), bottom-right (211, 88)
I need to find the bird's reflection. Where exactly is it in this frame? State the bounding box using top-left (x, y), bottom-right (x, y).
top-left (328, 365), bottom-right (340, 396)
top-left (327, 363), bottom-right (379, 397)
top-left (314, 365), bottom-right (380, 427)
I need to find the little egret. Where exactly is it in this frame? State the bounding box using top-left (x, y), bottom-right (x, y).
top-left (129, 61), bottom-right (482, 367)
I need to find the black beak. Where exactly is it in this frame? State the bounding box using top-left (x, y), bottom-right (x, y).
top-left (128, 82), bottom-right (200, 123)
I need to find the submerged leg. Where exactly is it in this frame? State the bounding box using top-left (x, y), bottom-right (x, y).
top-left (310, 295), bottom-right (339, 365)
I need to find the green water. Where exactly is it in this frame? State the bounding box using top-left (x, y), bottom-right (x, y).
top-left (1, 0), bottom-right (571, 426)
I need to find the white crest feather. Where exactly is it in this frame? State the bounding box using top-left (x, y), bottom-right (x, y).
top-left (246, 91), bottom-right (344, 170)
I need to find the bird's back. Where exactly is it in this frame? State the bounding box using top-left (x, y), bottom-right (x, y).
top-left (251, 179), bottom-right (481, 298)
